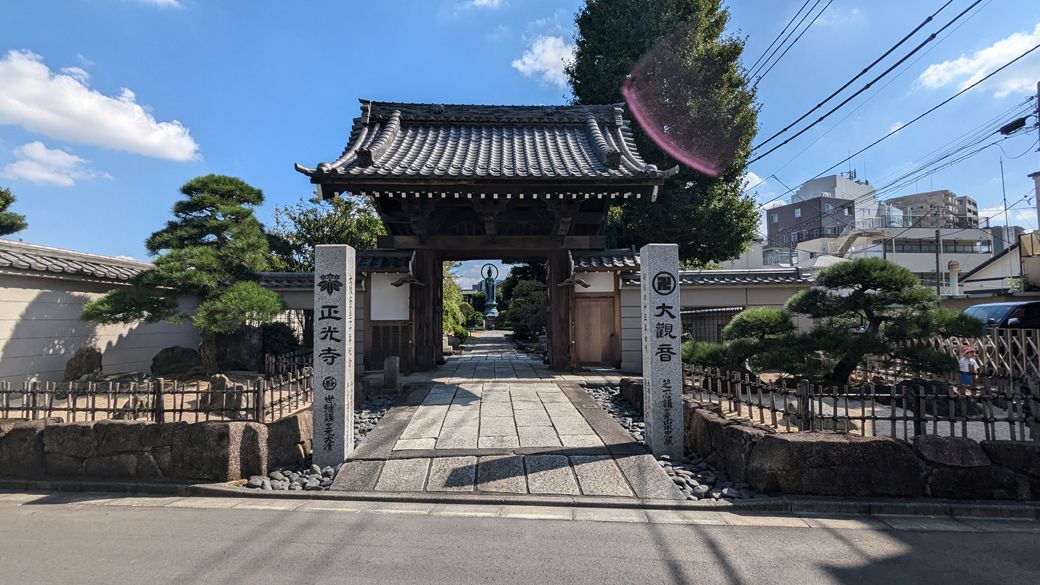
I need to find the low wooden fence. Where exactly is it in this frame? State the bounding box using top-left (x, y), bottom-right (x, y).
top-left (690, 367), bottom-right (1039, 443)
top-left (264, 349), bottom-right (313, 377)
top-left (0, 368), bottom-right (313, 424)
top-left (915, 328), bottom-right (1040, 381)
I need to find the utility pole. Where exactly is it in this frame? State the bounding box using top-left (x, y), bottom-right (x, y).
top-left (1034, 81), bottom-right (1040, 230)
top-left (935, 228), bottom-right (942, 296)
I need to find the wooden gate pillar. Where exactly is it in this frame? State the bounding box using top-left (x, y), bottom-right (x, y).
top-left (411, 250), bottom-right (443, 371)
top-left (547, 248), bottom-right (575, 371)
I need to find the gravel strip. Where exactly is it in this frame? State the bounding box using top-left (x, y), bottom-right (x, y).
top-left (244, 394), bottom-right (394, 492)
top-left (583, 383), bottom-right (763, 502)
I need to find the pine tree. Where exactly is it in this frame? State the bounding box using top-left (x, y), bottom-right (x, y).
top-left (567, 0), bottom-right (759, 263)
top-left (82, 175), bottom-right (285, 373)
top-left (686, 259), bottom-right (984, 384)
top-left (0, 187), bottom-right (28, 236)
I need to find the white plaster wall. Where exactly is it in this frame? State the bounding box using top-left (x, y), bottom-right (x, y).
top-left (575, 271), bottom-right (615, 294)
top-left (0, 274), bottom-right (199, 384)
top-left (962, 249), bottom-right (1020, 292)
top-left (620, 287), bottom-right (642, 373)
top-left (369, 273), bottom-right (410, 321)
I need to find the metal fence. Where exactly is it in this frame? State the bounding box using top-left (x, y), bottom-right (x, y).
top-left (0, 368), bottom-right (312, 424)
top-left (689, 367), bottom-right (1039, 443)
top-left (915, 328), bottom-right (1040, 381)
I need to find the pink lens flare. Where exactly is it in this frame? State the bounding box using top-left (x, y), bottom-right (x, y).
top-left (622, 80), bottom-right (720, 178)
top-left (620, 24), bottom-right (753, 180)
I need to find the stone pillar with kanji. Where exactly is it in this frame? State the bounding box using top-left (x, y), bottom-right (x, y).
top-left (639, 243), bottom-right (683, 459)
top-left (312, 245), bottom-right (355, 467)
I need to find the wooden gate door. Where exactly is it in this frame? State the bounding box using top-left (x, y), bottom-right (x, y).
top-left (574, 295), bottom-right (617, 366)
top-left (367, 321), bottom-right (412, 373)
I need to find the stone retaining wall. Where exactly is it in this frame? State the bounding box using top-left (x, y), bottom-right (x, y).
top-left (0, 411), bottom-right (313, 482)
top-left (684, 398), bottom-right (1040, 500)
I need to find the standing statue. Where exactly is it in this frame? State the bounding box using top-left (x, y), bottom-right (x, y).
top-left (481, 263), bottom-right (499, 329)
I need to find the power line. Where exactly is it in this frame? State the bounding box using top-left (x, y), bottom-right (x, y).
top-left (750, 0), bottom-right (984, 163)
top-left (753, 0), bottom-right (956, 152)
top-left (750, 121), bottom-right (1037, 253)
top-left (812, 41), bottom-right (1040, 180)
top-left (747, 0), bottom-right (994, 204)
top-left (748, 0), bottom-right (823, 79)
top-left (753, 0), bottom-right (834, 85)
top-left (745, 0), bottom-right (814, 75)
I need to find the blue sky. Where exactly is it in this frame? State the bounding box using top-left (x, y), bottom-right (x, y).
top-left (2, 0), bottom-right (1039, 286)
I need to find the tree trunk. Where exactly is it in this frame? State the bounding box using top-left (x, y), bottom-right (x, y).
top-left (199, 331), bottom-right (219, 375)
top-left (826, 348), bottom-right (867, 387)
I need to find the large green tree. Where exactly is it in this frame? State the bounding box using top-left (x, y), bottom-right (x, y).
top-left (82, 175), bottom-right (285, 373)
top-left (270, 194), bottom-right (385, 271)
top-left (567, 0), bottom-right (759, 263)
top-left (0, 187), bottom-right (28, 236)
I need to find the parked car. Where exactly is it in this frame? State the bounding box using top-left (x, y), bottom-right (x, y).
top-left (962, 301), bottom-right (1040, 329)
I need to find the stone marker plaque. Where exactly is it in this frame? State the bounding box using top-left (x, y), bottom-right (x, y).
top-left (312, 244), bottom-right (356, 467)
top-left (639, 243), bottom-right (682, 459)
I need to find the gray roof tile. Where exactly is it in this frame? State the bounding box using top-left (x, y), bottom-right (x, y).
top-left (296, 100), bottom-right (678, 184)
top-left (623, 268), bottom-right (812, 287)
top-left (572, 248), bottom-right (639, 271)
top-left (0, 239), bottom-right (150, 283)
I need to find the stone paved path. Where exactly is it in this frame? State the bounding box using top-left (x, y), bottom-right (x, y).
top-left (332, 331), bottom-right (683, 500)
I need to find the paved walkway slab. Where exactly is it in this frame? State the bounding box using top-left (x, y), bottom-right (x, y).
top-left (349, 331), bottom-right (678, 500)
top-left (375, 458), bottom-right (430, 492)
top-left (525, 455), bottom-right (580, 495)
top-left (426, 456), bottom-right (477, 492)
top-left (477, 455), bottom-right (527, 493)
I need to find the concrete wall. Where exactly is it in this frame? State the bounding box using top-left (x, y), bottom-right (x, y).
top-left (0, 274), bottom-right (199, 384)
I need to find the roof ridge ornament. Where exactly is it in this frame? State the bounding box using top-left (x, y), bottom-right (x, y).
top-left (357, 110), bottom-right (402, 167)
top-left (584, 114), bottom-right (620, 168)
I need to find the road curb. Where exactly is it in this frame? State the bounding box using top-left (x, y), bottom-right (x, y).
top-left (2, 478), bottom-right (1038, 519)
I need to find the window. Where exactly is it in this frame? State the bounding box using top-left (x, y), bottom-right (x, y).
top-left (794, 208), bottom-right (802, 218)
top-left (824, 203), bottom-right (833, 212)
top-left (844, 207), bottom-right (852, 216)
top-left (771, 213), bottom-right (779, 224)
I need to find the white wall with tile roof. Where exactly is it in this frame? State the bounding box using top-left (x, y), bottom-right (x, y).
top-left (0, 273), bottom-right (200, 384)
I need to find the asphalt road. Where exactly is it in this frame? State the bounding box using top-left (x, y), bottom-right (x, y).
top-left (1, 494), bottom-right (1038, 585)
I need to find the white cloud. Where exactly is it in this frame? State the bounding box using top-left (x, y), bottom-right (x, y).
top-left (0, 50), bottom-right (199, 161)
top-left (918, 23), bottom-right (1040, 98)
top-left (817, 6), bottom-right (863, 26)
top-left (511, 35), bottom-right (574, 88)
top-left (137, 0), bottom-right (183, 7)
top-left (888, 121), bottom-right (904, 133)
top-left (466, 0), bottom-right (502, 7)
top-left (979, 205), bottom-right (1036, 225)
top-left (1, 141), bottom-right (110, 187)
top-left (59, 66), bottom-right (89, 83)
top-left (741, 171), bottom-right (768, 193)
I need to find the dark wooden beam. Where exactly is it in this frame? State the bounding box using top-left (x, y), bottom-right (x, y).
top-left (410, 250), bottom-right (442, 371)
top-left (547, 248), bottom-right (576, 371)
top-left (376, 235), bottom-right (606, 251)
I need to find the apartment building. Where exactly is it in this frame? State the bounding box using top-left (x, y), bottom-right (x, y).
top-left (885, 190), bottom-right (979, 228)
